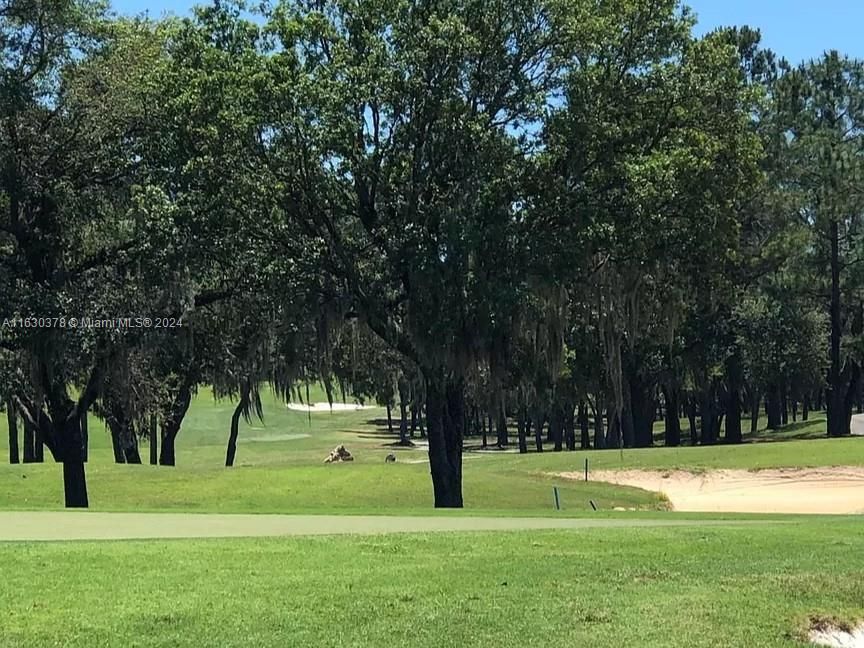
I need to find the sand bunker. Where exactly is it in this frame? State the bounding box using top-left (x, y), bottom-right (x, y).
top-left (809, 619), bottom-right (864, 648)
top-left (557, 467), bottom-right (864, 514)
top-left (287, 402), bottom-right (378, 412)
top-left (240, 433), bottom-right (310, 443)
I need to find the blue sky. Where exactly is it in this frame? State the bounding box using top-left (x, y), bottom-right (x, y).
top-left (688, 0), bottom-right (861, 63)
top-left (111, 0), bottom-right (862, 65)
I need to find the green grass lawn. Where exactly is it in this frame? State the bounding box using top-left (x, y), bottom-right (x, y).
top-left (1, 387), bottom-right (862, 514)
top-left (1, 519), bottom-right (861, 647)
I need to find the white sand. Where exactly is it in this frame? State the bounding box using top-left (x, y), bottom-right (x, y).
top-left (809, 623), bottom-right (864, 648)
top-left (557, 467), bottom-right (864, 514)
top-left (286, 402), bottom-right (379, 412)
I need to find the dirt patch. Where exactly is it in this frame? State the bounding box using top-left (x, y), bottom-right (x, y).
top-left (556, 467), bottom-right (864, 514)
top-left (808, 616), bottom-right (864, 647)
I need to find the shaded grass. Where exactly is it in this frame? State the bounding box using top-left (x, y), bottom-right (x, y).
top-left (0, 519), bottom-right (862, 647)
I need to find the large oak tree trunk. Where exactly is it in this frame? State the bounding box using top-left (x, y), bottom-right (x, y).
top-left (62, 461), bottom-right (88, 508)
top-left (630, 376), bottom-right (655, 448)
top-left (724, 356), bottom-right (743, 444)
top-left (22, 416), bottom-right (37, 463)
top-left (53, 414), bottom-right (90, 508)
top-left (425, 373), bottom-right (463, 508)
top-left (160, 382), bottom-right (193, 466)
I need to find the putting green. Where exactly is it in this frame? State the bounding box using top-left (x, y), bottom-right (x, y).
top-left (0, 511), bottom-right (776, 541)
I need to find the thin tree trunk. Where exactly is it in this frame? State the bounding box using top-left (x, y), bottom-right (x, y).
top-left (149, 414), bottom-right (158, 465)
top-left (578, 402), bottom-right (590, 449)
top-left (591, 397), bottom-right (606, 449)
top-left (496, 397), bottom-right (509, 447)
top-left (80, 411), bottom-right (88, 462)
top-left (398, 401), bottom-right (410, 444)
top-left (517, 404), bottom-right (528, 454)
top-left (700, 384), bottom-right (718, 445)
top-left (766, 384), bottom-right (782, 430)
top-left (550, 404), bottom-right (564, 452)
top-left (34, 423), bottom-right (44, 462)
top-left (662, 385), bottom-right (681, 447)
top-left (7, 400), bottom-right (19, 464)
top-left (607, 410), bottom-right (621, 449)
top-left (532, 408), bottom-right (544, 453)
top-left (418, 406), bottom-right (426, 439)
top-left (225, 380), bottom-right (250, 467)
top-left (109, 420), bottom-right (126, 464)
top-left (802, 393), bottom-right (810, 422)
top-left (564, 403), bottom-right (576, 451)
top-left (750, 389), bottom-right (760, 434)
top-left (386, 404), bottom-right (394, 435)
top-left (398, 380), bottom-right (411, 445)
top-left (828, 217), bottom-right (848, 437)
top-left (686, 395), bottom-right (698, 446)
top-left (781, 384), bottom-right (789, 426)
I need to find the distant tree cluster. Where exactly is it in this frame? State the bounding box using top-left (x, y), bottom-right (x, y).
top-left (3, 0), bottom-right (863, 508)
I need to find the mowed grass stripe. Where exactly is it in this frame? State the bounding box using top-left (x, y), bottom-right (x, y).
top-left (0, 511), bottom-right (784, 542)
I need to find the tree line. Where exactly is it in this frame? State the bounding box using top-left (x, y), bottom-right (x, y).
top-left (2, 0), bottom-right (863, 508)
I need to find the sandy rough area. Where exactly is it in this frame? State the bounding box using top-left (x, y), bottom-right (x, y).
top-left (557, 467), bottom-right (864, 514)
